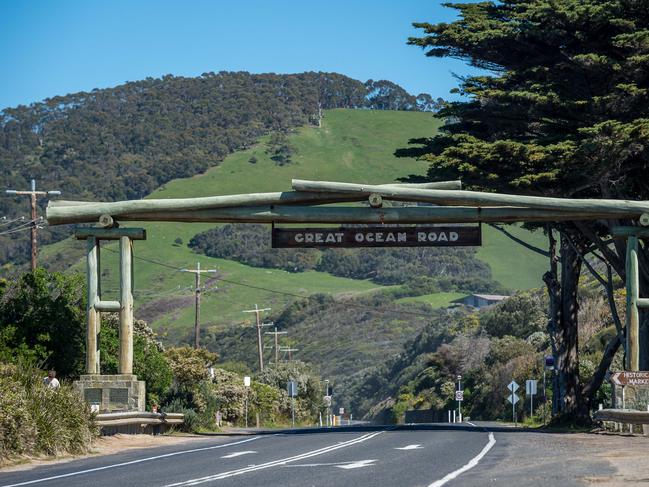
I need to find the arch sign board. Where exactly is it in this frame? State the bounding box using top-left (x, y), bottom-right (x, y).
top-left (271, 225), bottom-right (481, 248)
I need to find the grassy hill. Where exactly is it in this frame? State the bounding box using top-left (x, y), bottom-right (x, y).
top-left (41, 108), bottom-right (548, 344)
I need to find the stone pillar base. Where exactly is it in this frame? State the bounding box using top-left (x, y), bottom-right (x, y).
top-left (74, 375), bottom-right (146, 412)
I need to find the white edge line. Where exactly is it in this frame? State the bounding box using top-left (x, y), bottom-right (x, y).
top-left (0, 436), bottom-right (264, 487)
top-left (427, 432), bottom-right (496, 487)
top-left (162, 430), bottom-right (385, 486)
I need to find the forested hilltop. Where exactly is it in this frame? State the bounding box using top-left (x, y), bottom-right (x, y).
top-left (0, 72), bottom-right (436, 266)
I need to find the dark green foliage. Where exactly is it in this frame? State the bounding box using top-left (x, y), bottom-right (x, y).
top-left (202, 293), bottom-right (434, 384)
top-left (189, 224), bottom-right (319, 273)
top-left (99, 314), bottom-right (173, 407)
top-left (0, 71), bottom-right (425, 267)
top-left (0, 269), bottom-right (85, 378)
top-left (480, 292), bottom-right (546, 339)
top-left (400, 1), bottom-right (649, 202)
top-left (189, 224), bottom-right (502, 290)
top-left (265, 132), bottom-right (295, 166)
top-left (339, 295), bottom-right (549, 421)
top-left (365, 79), bottom-right (417, 110)
top-left (393, 0), bottom-right (649, 421)
top-left (0, 363), bottom-right (96, 459)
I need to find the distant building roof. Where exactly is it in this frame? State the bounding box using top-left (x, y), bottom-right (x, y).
top-left (472, 294), bottom-right (509, 301)
top-left (451, 293), bottom-right (510, 309)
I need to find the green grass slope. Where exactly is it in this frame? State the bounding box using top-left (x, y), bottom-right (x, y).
top-left (41, 108), bottom-right (547, 343)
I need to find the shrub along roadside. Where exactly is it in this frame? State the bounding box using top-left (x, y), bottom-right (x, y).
top-left (0, 363), bottom-right (97, 462)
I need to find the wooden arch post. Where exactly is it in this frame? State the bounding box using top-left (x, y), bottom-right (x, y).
top-left (612, 227), bottom-right (649, 371)
top-left (74, 227), bottom-right (146, 413)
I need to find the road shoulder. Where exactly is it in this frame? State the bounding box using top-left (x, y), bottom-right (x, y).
top-left (0, 434), bottom-right (221, 473)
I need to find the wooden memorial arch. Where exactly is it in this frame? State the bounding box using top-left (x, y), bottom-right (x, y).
top-left (46, 179), bottom-right (649, 411)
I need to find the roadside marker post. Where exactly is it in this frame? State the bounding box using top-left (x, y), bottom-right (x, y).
top-left (288, 380), bottom-right (298, 427)
top-left (456, 375), bottom-right (463, 423)
top-left (526, 380), bottom-right (538, 419)
top-left (244, 376), bottom-right (251, 428)
top-left (507, 380), bottom-right (520, 426)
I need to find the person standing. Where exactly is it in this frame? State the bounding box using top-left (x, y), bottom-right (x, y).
top-left (43, 370), bottom-right (60, 389)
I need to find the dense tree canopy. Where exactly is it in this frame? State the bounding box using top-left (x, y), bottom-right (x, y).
top-left (400, 0), bottom-right (649, 201)
top-left (399, 0), bottom-right (649, 421)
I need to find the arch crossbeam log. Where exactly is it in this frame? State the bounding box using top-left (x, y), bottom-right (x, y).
top-left (292, 179), bottom-right (649, 215)
top-left (46, 180), bottom-right (462, 226)
top-left (45, 179), bottom-right (649, 226)
top-left (47, 204), bottom-right (639, 226)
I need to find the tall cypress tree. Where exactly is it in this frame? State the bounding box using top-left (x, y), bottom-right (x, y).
top-left (401, 0), bottom-right (649, 422)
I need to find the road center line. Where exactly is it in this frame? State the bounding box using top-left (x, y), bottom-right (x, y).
top-left (427, 432), bottom-right (496, 487)
top-left (163, 430), bottom-right (385, 486)
top-left (0, 437), bottom-right (263, 487)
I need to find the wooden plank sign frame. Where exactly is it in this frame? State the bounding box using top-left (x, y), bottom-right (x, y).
top-left (271, 225), bottom-right (481, 248)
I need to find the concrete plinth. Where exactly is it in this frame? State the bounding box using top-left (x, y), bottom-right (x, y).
top-left (74, 374), bottom-right (146, 412)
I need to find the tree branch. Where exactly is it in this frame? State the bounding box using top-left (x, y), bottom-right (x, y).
top-left (574, 221), bottom-right (625, 278)
top-left (564, 234), bottom-right (623, 334)
top-left (487, 223), bottom-right (550, 257)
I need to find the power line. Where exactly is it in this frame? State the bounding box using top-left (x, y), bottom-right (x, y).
top-left (180, 262), bottom-right (217, 349)
top-left (0, 216), bottom-right (27, 228)
top-left (243, 304), bottom-right (271, 371)
top-left (4, 179), bottom-right (61, 270)
top-left (102, 247), bottom-right (436, 319)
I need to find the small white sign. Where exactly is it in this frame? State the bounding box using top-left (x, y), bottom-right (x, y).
top-left (244, 376), bottom-right (251, 387)
top-left (339, 407), bottom-right (345, 415)
top-left (526, 380), bottom-right (537, 395)
top-left (455, 390), bottom-right (464, 401)
top-left (507, 392), bottom-right (520, 405)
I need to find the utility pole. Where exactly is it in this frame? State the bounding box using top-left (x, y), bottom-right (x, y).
top-left (264, 326), bottom-right (287, 364)
top-left (279, 346), bottom-right (299, 361)
top-left (5, 179), bottom-right (61, 270)
top-left (180, 262), bottom-right (217, 349)
top-left (243, 304), bottom-right (271, 371)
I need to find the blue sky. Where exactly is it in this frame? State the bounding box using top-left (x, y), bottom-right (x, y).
top-left (0, 0), bottom-right (477, 110)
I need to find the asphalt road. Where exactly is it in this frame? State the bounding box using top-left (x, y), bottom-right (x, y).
top-left (0, 424), bottom-right (615, 487)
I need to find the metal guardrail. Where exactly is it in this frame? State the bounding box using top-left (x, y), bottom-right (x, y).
top-left (95, 412), bottom-right (184, 427)
top-left (593, 408), bottom-right (649, 424)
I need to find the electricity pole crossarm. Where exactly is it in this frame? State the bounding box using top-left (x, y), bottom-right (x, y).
top-left (5, 179), bottom-right (61, 270)
top-left (265, 327), bottom-right (287, 363)
top-left (279, 346), bottom-right (299, 361)
top-left (180, 262), bottom-right (217, 349)
top-left (243, 304), bottom-right (271, 371)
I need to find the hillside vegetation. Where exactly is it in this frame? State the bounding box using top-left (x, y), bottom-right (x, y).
top-left (0, 72), bottom-right (429, 266)
top-left (41, 109), bottom-right (547, 339)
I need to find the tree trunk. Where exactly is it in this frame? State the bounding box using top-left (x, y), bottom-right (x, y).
top-left (543, 227), bottom-right (562, 415)
top-left (582, 333), bottom-right (622, 410)
top-left (556, 232), bottom-right (588, 423)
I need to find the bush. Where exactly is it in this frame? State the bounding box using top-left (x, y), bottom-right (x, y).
top-left (99, 315), bottom-right (173, 408)
top-left (0, 363), bottom-right (96, 461)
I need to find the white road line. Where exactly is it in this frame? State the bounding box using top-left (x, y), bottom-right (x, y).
top-left (163, 430), bottom-right (385, 486)
top-left (0, 437), bottom-right (263, 487)
top-left (394, 444), bottom-right (423, 450)
top-left (219, 451), bottom-right (256, 459)
top-left (427, 432), bottom-right (496, 487)
top-left (282, 460), bottom-right (375, 468)
top-left (335, 459), bottom-right (377, 470)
